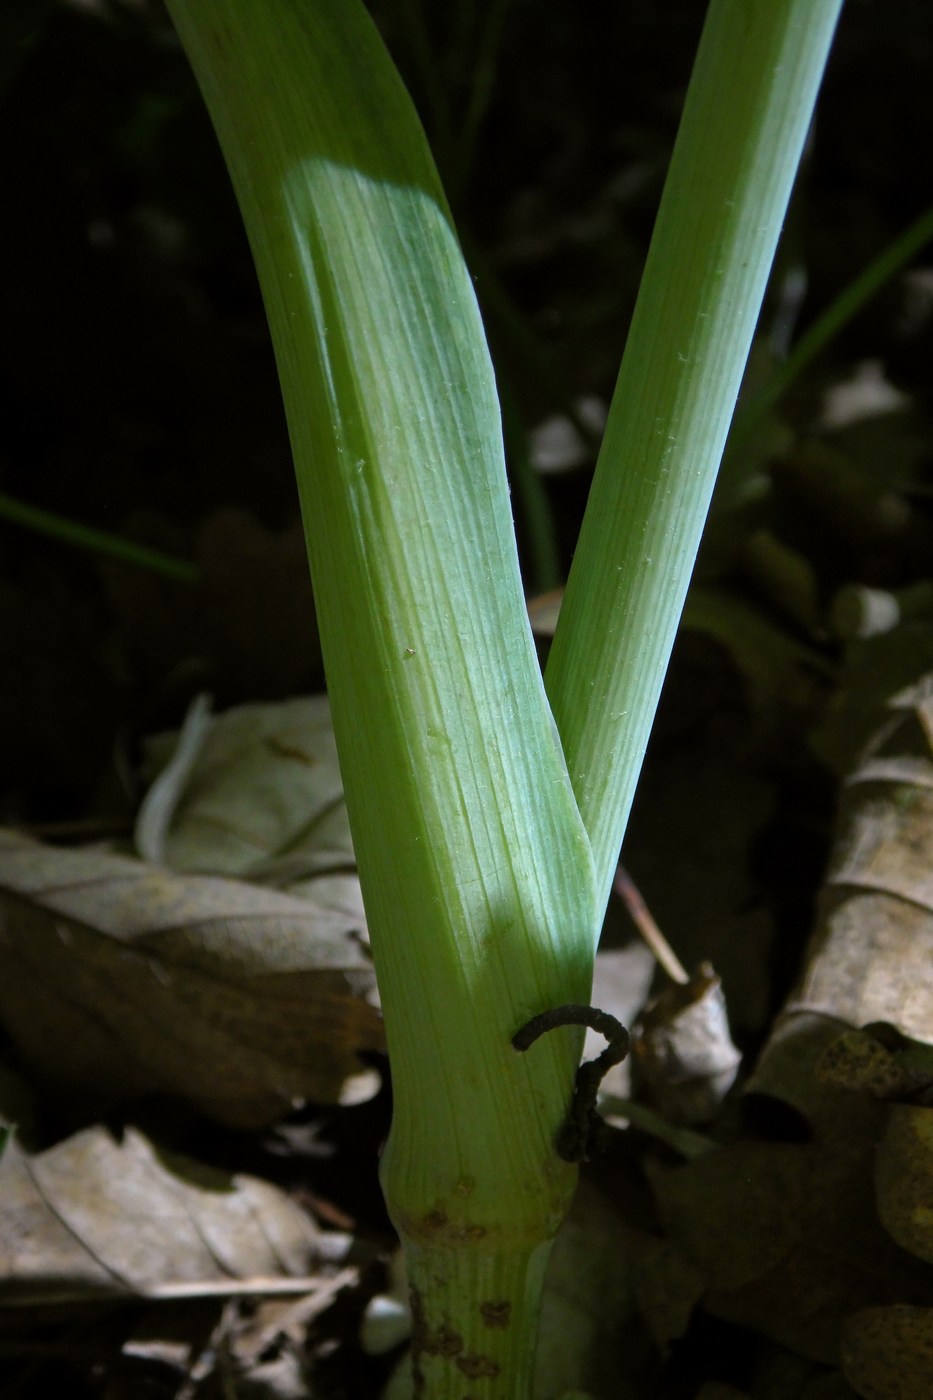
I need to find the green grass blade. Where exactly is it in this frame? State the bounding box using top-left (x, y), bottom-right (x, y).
top-left (546, 0), bottom-right (844, 913)
top-left (0, 488), bottom-right (198, 582)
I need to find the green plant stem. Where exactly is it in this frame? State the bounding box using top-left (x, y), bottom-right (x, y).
top-left (406, 1238), bottom-right (550, 1396)
top-left (546, 0), bottom-right (844, 913)
top-left (165, 3), bottom-right (596, 1394)
top-left (0, 488), bottom-right (198, 582)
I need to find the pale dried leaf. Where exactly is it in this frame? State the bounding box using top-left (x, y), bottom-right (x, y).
top-left (643, 674), bottom-right (933, 1376)
top-left (788, 679), bottom-right (933, 1041)
top-left (812, 625), bottom-right (933, 780)
top-left (750, 677), bottom-right (933, 1126)
top-left (746, 1011), bottom-right (854, 1132)
top-left (0, 830), bottom-right (383, 1126)
top-left (633, 963), bottom-right (741, 1125)
top-left (232, 1349), bottom-right (310, 1400)
top-left (136, 695), bottom-right (355, 887)
top-left (0, 1125), bottom-right (321, 1303)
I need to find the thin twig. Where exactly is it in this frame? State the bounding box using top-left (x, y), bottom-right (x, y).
top-left (613, 865), bottom-right (689, 984)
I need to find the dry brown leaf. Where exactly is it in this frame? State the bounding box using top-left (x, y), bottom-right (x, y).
top-left (736, 676), bottom-right (933, 1344)
top-left (840, 1305), bottom-right (933, 1400)
top-left (812, 623), bottom-right (933, 781)
top-left (744, 1345), bottom-right (862, 1400)
top-left (654, 678), bottom-right (933, 1372)
top-left (0, 830), bottom-right (383, 1126)
top-left (0, 1124), bottom-right (328, 1304)
top-left (102, 508), bottom-right (323, 702)
top-left (629, 1232), bottom-right (705, 1355)
top-left (786, 678), bottom-right (933, 1042)
top-left (648, 974), bottom-right (928, 1363)
top-left (649, 1115), bottom-right (933, 1365)
top-left (746, 1011), bottom-right (862, 1133)
top-left (874, 1105), bottom-right (933, 1266)
top-left (533, 1176), bottom-right (641, 1400)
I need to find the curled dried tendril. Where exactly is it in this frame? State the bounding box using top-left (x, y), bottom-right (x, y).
top-left (512, 1005), bottom-right (630, 1162)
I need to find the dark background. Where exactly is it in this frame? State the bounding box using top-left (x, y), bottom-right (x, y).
top-left (0, 0), bottom-right (929, 998)
top-left (2, 0), bottom-right (931, 823)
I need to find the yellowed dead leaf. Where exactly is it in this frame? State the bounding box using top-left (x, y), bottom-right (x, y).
top-left (815, 1027), bottom-right (933, 1103)
top-left (649, 1100), bottom-right (933, 1364)
top-left (875, 1104), bottom-right (933, 1265)
top-left (841, 1304), bottom-right (933, 1400)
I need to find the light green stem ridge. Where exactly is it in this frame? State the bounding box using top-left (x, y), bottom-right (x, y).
top-left (165, 3), bottom-right (597, 1385)
top-left (406, 1238), bottom-right (552, 1399)
top-left (545, 0), bottom-right (844, 914)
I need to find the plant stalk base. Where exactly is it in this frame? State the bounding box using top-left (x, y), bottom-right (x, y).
top-left (402, 1236), bottom-right (555, 1399)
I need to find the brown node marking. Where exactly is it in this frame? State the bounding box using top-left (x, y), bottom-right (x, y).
top-left (479, 1300), bottom-right (512, 1328)
top-left (409, 1286), bottom-right (464, 1361)
top-left (455, 1352), bottom-right (501, 1379)
top-left (434, 1322), bottom-right (464, 1358)
top-left (423, 1207), bottom-right (449, 1231)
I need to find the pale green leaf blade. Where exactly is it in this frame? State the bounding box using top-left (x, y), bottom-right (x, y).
top-left (546, 0), bottom-right (844, 910)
